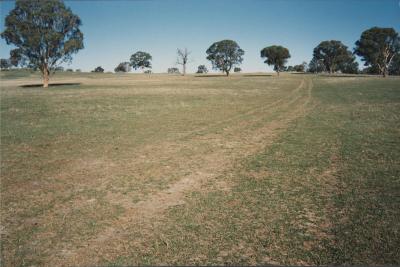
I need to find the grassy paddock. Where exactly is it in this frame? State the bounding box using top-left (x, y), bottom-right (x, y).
top-left (1, 71), bottom-right (399, 266)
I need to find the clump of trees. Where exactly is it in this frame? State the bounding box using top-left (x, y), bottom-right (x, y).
top-left (92, 66), bottom-right (104, 73)
top-left (130, 51), bottom-right (152, 72)
top-left (115, 62), bottom-right (131, 72)
top-left (196, 65), bottom-right (208, 74)
top-left (206, 40), bottom-right (244, 76)
top-left (355, 27), bottom-right (400, 77)
top-left (260, 45), bottom-right (290, 76)
top-left (168, 67), bottom-right (180, 74)
top-left (1, 2), bottom-right (398, 80)
top-left (1, 0), bottom-right (84, 87)
top-left (295, 62), bottom-right (308, 72)
top-left (1, 58), bottom-right (11, 70)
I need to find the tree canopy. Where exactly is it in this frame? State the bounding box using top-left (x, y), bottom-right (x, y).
top-left (115, 62), bottom-right (131, 73)
top-left (1, 0), bottom-right (84, 87)
top-left (196, 65), bottom-right (208, 74)
top-left (93, 66), bottom-right (104, 73)
top-left (0, 58), bottom-right (11, 70)
top-left (130, 51), bottom-right (152, 71)
top-left (354, 27), bottom-right (400, 77)
top-left (260, 45), bottom-right (291, 75)
top-left (308, 57), bottom-right (326, 73)
top-left (313, 40), bottom-right (351, 74)
top-left (338, 52), bottom-right (359, 74)
top-left (206, 40), bottom-right (244, 76)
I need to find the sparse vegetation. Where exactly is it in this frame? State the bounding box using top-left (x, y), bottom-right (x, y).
top-left (168, 67), bottom-right (180, 74)
top-left (176, 48), bottom-right (191, 76)
top-left (1, 0), bottom-right (399, 265)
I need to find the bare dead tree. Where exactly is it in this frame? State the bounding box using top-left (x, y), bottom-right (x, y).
top-left (176, 48), bottom-right (191, 76)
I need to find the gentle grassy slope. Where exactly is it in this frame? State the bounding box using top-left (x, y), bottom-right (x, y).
top-left (1, 72), bottom-right (399, 266)
top-left (116, 77), bottom-right (399, 265)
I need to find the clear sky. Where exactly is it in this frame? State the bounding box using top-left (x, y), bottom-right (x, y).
top-left (0, 0), bottom-right (399, 73)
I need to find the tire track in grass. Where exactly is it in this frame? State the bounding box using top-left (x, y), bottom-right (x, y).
top-left (51, 78), bottom-right (313, 266)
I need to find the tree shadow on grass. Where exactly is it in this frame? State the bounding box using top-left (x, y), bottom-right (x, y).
top-left (195, 74), bottom-right (273, 78)
top-left (242, 74), bottom-right (273, 77)
top-left (318, 74), bottom-right (371, 78)
top-left (20, 83), bottom-right (81, 88)
top-left (290, 72), bottom-right (314, 75)
top-left (290, 72), bottom-right (372, 78)
top-left (194, 74), bottom-right (229, 78)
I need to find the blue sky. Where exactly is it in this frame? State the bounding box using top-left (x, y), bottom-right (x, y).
top-left (1, 0), bottom-right (399, 73)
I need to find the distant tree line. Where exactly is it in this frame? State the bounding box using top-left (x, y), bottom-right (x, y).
top-left (90, 27), bottom-right (400, 77)
top-left (0, 0), bottom-right (398, 87)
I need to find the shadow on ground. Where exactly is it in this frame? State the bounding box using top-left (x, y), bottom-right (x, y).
top-left (20, 83), bottom-right (81, 88)
top-left (242, 74), bottom-right (273, 77)
top-left (290, 72), bottom-right (374, 78)
top-left (194, 74), bottom-right (229, 78)
top-left (194, 74), bottom-right (274, 78)
top-left (318, 74), bottom-right (371, 78)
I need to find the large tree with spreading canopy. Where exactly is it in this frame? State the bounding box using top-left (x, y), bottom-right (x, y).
top-left (260, 45), bottom-right (291, 76)
top-left (1, 0), bottom-right (84, 87)
top-left (206, 40), bottom-right (244, 76)
top-left (354, 27), bottom-right (400, 77)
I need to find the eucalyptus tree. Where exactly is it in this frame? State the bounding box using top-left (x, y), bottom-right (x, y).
top-left (313, 40), bottom-right (351, 74)
top-left (260, 45), bottom-right (291, 76)
top-left (196, 65), bottom-right (208, 74)
top-left (115, 62), bottom-right (131, 73)
top-left (1, 0), bottom-right (84, 87)
top-left (130, 51), bottom-right (152, 71)
top-left (93, 66), bottom-right (104, 73)
top-left (355, 27), bottom-right (400, 77)
top-left (206, 40), bottom-right (244, 76)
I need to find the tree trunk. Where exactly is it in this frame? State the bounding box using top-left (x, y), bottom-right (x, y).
top-left (383, 65), bottom-right (388, 78)
top-left (43, 66), bottom-right (49, 88)
top-left (225, 70), bottom-right (229, 76)
top-left (182, 63), bottom-right (186, 76)
top-left (277, 70), bottom-right (280, 76)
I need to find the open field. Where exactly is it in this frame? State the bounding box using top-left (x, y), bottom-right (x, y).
top-left (1, 71), bottom-right (400, 266)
